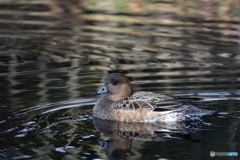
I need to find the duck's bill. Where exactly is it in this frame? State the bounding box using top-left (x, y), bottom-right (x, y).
top-left (92, 86), bottom-right (108, 96)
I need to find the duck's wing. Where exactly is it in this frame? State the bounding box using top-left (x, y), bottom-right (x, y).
top-left (113, 91), bottom-right (183, 113)
top-left (113, 91), bottom-right (214, 116)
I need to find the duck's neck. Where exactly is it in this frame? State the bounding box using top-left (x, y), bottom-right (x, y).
top-left (108, 94), bottom-right (123, 101)
top-left (109, 88), bottom-right (132, 102)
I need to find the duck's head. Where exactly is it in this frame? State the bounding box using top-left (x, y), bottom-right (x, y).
top-left (93, 73), bottom-right (132, 99)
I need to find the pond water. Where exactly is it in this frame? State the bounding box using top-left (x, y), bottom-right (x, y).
top-left (0, 0), bottom-right (240, 160)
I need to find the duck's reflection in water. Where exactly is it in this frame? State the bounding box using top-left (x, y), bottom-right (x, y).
top-left (93, 117), bottom-right (213, 160)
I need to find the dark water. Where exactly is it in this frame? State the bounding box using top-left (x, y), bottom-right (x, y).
top-left (0, 0), bottom-right (240, 159)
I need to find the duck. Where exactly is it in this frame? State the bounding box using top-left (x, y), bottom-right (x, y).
top-left (92, 73), bottom-right (214, 122)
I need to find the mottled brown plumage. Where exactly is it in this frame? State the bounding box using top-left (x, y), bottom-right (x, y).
top-left (93, 73), bottom-right (214, 122)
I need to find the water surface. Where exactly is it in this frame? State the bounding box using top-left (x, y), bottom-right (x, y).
top-left (0, 0), bottom-right (240, 159)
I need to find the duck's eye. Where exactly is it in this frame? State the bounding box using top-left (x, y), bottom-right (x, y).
top-left (112, 80), bottom-right (118, 85)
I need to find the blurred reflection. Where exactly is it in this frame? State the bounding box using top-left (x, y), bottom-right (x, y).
top-left (93, 117), bottom-right (213, 160)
